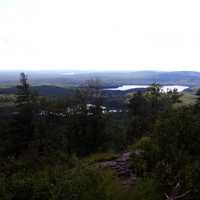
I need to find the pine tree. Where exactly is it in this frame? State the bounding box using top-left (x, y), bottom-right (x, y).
top-left (13, 73), bottom-right (37, 156)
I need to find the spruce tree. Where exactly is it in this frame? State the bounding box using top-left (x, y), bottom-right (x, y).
top-left (14, 73), bottom-right (37, 156)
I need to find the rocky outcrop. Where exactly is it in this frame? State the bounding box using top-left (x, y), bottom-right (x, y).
top-left (99, 152), bottom-right (136, 187)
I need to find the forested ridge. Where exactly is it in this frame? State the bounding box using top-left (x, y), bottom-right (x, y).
top-left (0, 73), bottom-right (200, 200)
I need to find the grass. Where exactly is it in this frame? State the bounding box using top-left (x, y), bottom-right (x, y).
top-left (84, 152), bottom-right (118, 164)
top-left (174, 92), bottom-right (197, 107)
top-left (0, 94), bottom-right (16, 107)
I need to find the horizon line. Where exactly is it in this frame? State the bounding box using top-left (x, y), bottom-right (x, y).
top-left (0, 69), bottom-right (200, 72)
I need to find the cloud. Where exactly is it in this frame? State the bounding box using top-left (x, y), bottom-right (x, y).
top-left (0, 0), bottom-right (200, 71)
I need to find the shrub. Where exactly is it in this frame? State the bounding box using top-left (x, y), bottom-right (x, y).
top-left (0, 162), bottom-right (128, 200)
top-left (130, 178), bottom-right (162, 200)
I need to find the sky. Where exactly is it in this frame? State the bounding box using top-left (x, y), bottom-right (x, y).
top-left (0, 0), bottom-right (200, 71)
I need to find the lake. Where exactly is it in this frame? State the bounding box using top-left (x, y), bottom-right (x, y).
top-left (105, 85), bottom-right (189, 92)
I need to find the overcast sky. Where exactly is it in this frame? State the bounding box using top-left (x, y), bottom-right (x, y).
top-left (0, 0), bottom-right (200, 71)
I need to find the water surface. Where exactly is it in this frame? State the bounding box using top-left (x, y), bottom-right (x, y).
top-left (105, 85), bottom-right (189, 92)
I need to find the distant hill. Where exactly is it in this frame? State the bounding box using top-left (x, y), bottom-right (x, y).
top-left (0, 85), bottom-right (74, 97)
top-left (152, 71), bottom-right (200, 86)
top-left (0, 70), bottom-right (200, 87)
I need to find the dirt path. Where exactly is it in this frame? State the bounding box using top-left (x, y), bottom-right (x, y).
top-left (99, 152), bottom-right (136, 187)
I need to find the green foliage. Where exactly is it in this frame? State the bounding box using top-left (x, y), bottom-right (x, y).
top-left (130, 178), bottom-right (162, 200)
top-left (174, 92), bottom-right (197, 107)
top-left (105, 119), bottom-right (127, 151)
top-left (127, 91), bottom-right (151, 141)
top-left (130, 137), bottom-right (159, 176)
top-left (11, 73), bottom-right (39, 156)
top-left (0, 162), bottom-right (129, 200)
top-left (0, 94), bottom-right (15, 104)
top-left (195, 88), bottom-right (200, 110)
top-left (127, 83), bottom-right (182, 142)
top-left (63, 85), bottom-right (110, 156)
top-left (153, 108), bottom-right (200, 196)
top-left (131, 106), bottom-right (200, 199)
top-left (1, 72), bottom-right (200, 199)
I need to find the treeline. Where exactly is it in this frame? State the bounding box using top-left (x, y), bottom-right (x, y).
top-left (0, 73), bottom-right (200, 199)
